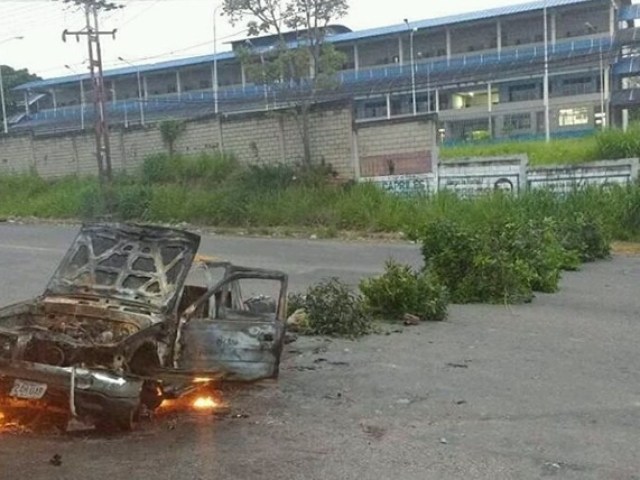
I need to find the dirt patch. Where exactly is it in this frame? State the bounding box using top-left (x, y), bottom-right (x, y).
top-left (612, 242), bottom-right (640, 256)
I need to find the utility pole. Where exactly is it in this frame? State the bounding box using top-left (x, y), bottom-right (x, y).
top-left (63, 1), bottom-right (117, 191)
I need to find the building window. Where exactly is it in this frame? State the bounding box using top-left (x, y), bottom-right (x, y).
top-left (356, 98), bottom-right (387, 119)
top-left (200, 79), bottom-right (211, 89)
top-left (503, 113), bottom-right (531, 131)
top-left (561, 77), bottom-right (593, 96)
top-left (508, 83), bottom-right (538, 102)
top-left (559, 107), bottom-right (589, 126)
top-left (390, 94), bottom-right (412, 116)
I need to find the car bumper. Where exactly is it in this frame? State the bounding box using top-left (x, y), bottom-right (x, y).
top-left (0, 359), bottom-right (143, 420)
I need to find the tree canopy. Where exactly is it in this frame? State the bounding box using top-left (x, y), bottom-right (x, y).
top-left (55, 0), bottom-right (123, 11)
top-left (223, 0), bottom-right (350, 165)
top-left (0, 65), bottom-right (40, 120)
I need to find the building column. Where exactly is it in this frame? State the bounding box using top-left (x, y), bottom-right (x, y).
top-left (445, 28), bottom-right (451, 61)
top-left (550, 12), bottom-right (557, 44)
top-left (398, 36), bottom-right (404, 65)
top-left (50, 89), bottom-right (57, 112)
top-left (211, 64), bottom-right (216, 94)
top-left (435, 88), bottom-right (440, 113)
top-left (142, 77), bottom-right (149, 100)
top-left (609, 2), bottom-right (616, 36)
top-left (176, 71), bottom-right (182, 98)
top-left (354, 43), bottom-right (360, 71)
top-left (24, 91), bottom-right (29, 116)
top-left (386, 93), bottom-right (391, 119)
top-left (497, 20), bottom-right (502, 53)
top-left (111, 80), bottom-right (117, 105)
top-left (605, 65), bottom-right (611, 126)
top-left (487, 82), bottom-right (493, 137)
top-left (241, 64), bottom-right (246, 88)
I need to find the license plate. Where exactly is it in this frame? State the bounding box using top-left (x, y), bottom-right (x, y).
top-left (9, 379), bottom-right (48, 400)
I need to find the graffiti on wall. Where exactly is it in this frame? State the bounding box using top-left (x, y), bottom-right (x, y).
top-left (369, 174), bottom-right (434, 195)
top-left (439, 175), bottom-right (520, 197)
top-left (528, 161), bottom-right (638, 194)
top-left (365, 158), bottom-right (639, 196)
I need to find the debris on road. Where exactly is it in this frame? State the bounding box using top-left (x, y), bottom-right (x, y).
top-left (403, 314), bottom-right (421, 326)
top-left (446, 360), bottom-right (472, 369)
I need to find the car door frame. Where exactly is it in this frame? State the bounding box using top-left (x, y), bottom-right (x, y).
top-left (169, 262), bottom-right (288, 381)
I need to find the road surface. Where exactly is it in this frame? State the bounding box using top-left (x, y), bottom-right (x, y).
top-left (0, 223), bottom-right (639, 480)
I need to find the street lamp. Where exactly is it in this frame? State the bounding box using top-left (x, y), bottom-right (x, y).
top-left (118, 56), bottom-right (145, 126)
top-left (65, 64), bottom-right (86, 130)
top-left (404, 19), bottom-right (417, 116)
top-left (585, 22), bottom-right (606, 128)
top-left (0, 36), bottom-right (24, 134)
top-left (213, 3), bottom-right (222, 115)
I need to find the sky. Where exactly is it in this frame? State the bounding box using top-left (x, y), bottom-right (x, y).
top-left (0, 0), bottom-right (570, 79)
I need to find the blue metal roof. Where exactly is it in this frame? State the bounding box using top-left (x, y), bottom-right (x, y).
top-left (327, 0), bottom-right (601, 44)
top-left (14, 51), bottom-right (235, 91)
top-left (14, 0), bottom-right (609, 92)
top-left (619, 3), bottom-right (640, 21)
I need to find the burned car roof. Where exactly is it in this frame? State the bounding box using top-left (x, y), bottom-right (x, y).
top-left (45, 223), bottom-right (200, 314)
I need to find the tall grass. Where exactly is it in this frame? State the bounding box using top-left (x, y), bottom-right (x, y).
top-left (441, 125), bottom-right (640, 165)
top-left (441, 137), bottom-right (600, 165)
top-left (1, 152), bottom-right (640, 242)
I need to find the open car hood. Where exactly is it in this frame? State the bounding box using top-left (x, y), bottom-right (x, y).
top-left (45, 223), bottom-right (201, 314)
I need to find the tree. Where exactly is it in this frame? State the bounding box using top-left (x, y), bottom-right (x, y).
top-left (56, 0), bottom-right (122, 10)
top-left (159, 120), bottom-right (186, 156)
top-left (223, 0), bottom-right (348, 166)
top-left (0, 65), bottom-right (40, 123)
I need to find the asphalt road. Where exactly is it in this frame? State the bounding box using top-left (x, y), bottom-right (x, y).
top-left (0, 223), bottom-right (639, 480)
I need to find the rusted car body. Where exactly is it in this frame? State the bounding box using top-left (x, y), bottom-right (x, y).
top-left (0, 223), bottom-right (288, 429)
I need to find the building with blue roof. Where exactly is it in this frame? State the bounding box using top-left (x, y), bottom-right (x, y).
top-left (8, 0), bottom-right (640, 141)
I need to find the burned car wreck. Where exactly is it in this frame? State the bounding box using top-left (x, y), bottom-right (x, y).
top-left (0, 223), bottom-right (288, 430)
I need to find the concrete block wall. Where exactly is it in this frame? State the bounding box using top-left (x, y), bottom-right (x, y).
top-left (438, 156), bottom-right (528, 196)
top-left (366, 156), bottom-right (640, 196)
top-left (118, 127), bottom-right (165, 172)
top-left (0, 103), bottom-right (436, 180)
top-left (220, 114), bottom-right (283, 165)
top-left (528, 158), bottom-right (640, 192)
top-left (219, 105), bottom-right (354, 176)
top-left (356, 115), bottom-right (437, 177)
top-left (0, 134), bottom-right (34, 174)
top-left (307, 107), bottom-right (354, 177)
top-left (31, 134), bottom-right (81, 177)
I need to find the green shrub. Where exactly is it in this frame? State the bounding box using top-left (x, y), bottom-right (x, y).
top-left (113, 184), bottom-right (152, 220)
top-left (360, 260), bottom-right (448, 321)
top-left (556, 212), bottom-right (610, 262)
top-left (141, 153), bottom-right (238, 186)
top-left (417, 217), bottom-right (570, 304)
top-left (595, 124), bottom-right (640, 160)
top-left (159, 120), bottom-right (186, 155)
top-left (287, 278), bottom-right (371, 338)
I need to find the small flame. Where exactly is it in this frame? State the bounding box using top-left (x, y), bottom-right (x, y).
top-left (0, 411), bottom-right (4, 424)
top-left (193, 377), bottom-right (213, 384)
top-left (193, 397), bottom-right (218, 410)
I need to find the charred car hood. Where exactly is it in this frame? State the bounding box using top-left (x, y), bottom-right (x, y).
top-left (45, 223), bottom-right (200, 314)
